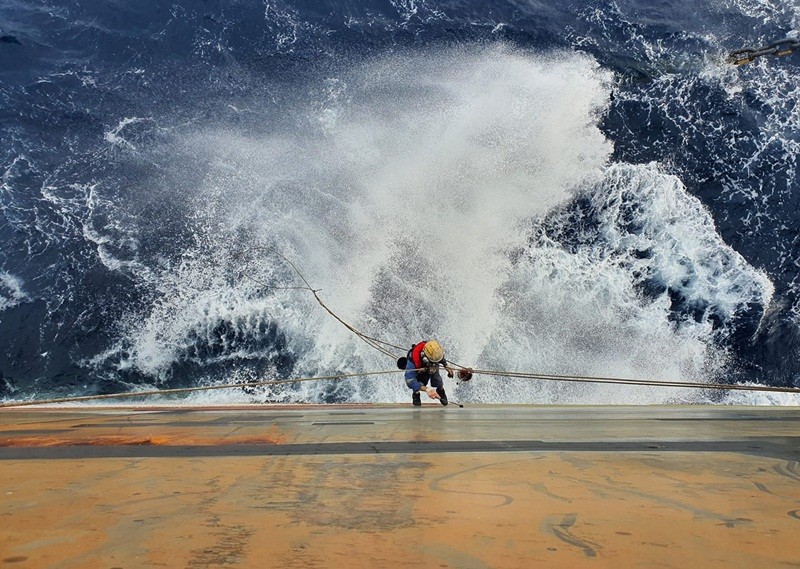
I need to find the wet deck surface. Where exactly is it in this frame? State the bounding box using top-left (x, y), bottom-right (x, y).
top-left (1, 405), bottom-right (799, 568)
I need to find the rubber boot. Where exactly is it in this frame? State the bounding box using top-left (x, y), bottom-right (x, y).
top-left (436, 386), bottom-right (448, 406)
top-left (412, 391), bottom-right (421, 406)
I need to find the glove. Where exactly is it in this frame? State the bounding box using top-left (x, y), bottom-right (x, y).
top-left (446, 367), bottom-right (454, 379)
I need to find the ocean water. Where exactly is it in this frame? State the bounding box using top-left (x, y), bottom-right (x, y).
top-left (1, 0), bottom-right (799, 405)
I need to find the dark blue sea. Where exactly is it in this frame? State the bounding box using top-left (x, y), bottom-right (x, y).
top-left (1, 0), bottom-right (799, 404)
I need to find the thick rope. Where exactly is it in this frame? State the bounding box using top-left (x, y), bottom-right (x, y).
top-left (0, 369), bottom-right (403, 409)
top-left (468, 369), bottom-right (800, 395)
top-left (233, 246), bottom-right (405, 359)
top-left (4, 249), bottom-right (796, 409)
top-left (4, 366), bottom-right (797, 409)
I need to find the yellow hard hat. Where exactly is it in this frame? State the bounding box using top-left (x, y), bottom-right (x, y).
top-left (423, 340), bottom-right (444, 363)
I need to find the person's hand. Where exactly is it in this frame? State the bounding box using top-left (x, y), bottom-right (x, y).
top-left (426, 387), bottom-right (439, 399)
top-left (446, 367), bottom-right (454, 379)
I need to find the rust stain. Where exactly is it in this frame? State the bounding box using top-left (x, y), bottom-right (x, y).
top-left (0, 434), bottom-right (284, 448)
top-left (0, 421), bottom-right (286, 447)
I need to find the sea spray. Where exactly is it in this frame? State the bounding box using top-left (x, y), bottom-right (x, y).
top-left (95, 47), bottom-right (771, 403)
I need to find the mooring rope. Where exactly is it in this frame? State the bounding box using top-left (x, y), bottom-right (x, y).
top-left (3, 249), bottom-right (798, 409)
top-left (3, 366), bottom-right (799, 409)
top-left (468, 369), bottom-right (800, 395)
top-left (0, 369), bottom-right (403, 409)
top-left (233, 246), bottom-right (405, 359)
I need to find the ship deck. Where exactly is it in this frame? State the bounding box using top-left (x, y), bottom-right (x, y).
top-left (1, 404), bottom-right (799, 568)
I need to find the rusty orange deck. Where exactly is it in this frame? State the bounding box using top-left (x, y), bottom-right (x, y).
top-left (1, 405), bottom-right (799, 568)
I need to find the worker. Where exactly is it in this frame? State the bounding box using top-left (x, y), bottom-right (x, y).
top-left (404, 340), bottom-right (454, 406)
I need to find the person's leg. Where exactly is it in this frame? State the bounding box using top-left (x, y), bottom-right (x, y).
top-left (430, 371), bottom-right (448, 406)
top-left (405, 359), bottom-right (425, 406)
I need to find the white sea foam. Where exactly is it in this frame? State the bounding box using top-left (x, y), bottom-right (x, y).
top-left (0, 272), bottom-right (28, 312)
top-left (103, 117), bottom-right (146, 150)
top-left (716, 386), bottom-right (800, 406)
top-left (717, 0), bottom-right (800, 27)
top-left (464, 163), bottom-right (773, 404)
top-left (104, 46), bottom-right (775, 404)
